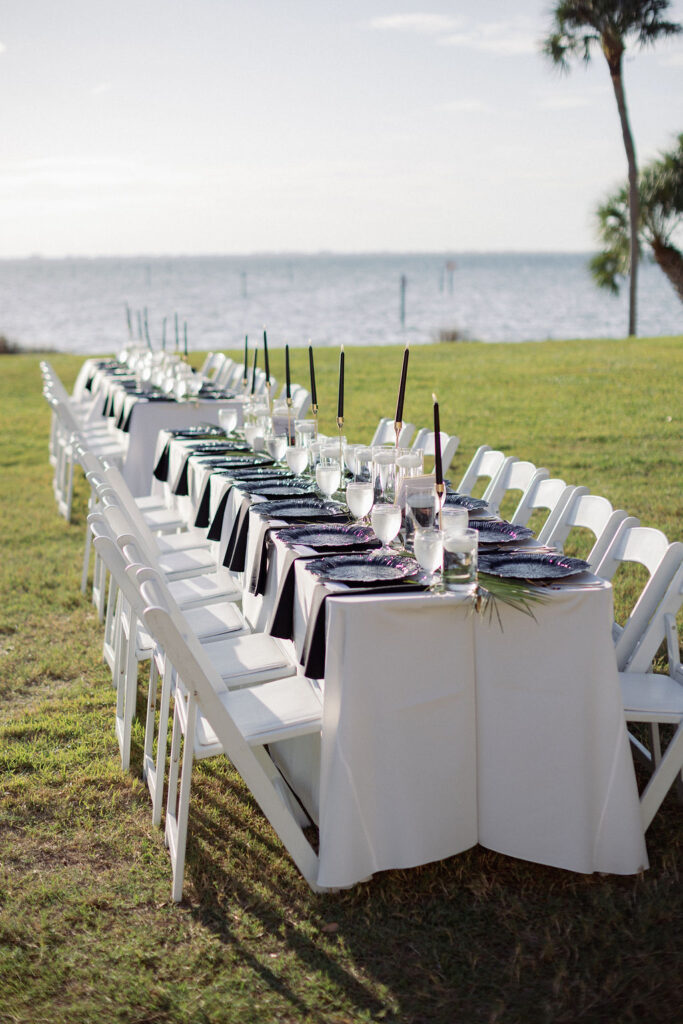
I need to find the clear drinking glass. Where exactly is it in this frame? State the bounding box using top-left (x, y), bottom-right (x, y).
top-left (265, 433), bottom-right (288, 464)
top-left (442, 527), bottom-right (478, 593)
top-left (440, 506), bottom-right (469, 534)
top-left (372, 450), bottom-right (398, 503)
top-left (285, 444), bottom-right (309, 475)
top-left (353, 446), bottom-right (374, 483)
top-left (316, 455), bottom-right (342, 498)
top-left (403, 481), bottom-right (438, 552)
top-left (218, 407), bottom-right (238, 435)
top-left (413, 526), bottom-right (444, 588)
top-left (396, 450), bottom-right (423, 487)
top-left (371, 502), bottom-right (402, 550)
top-left (295, 420), bottom-right (316, 448)
top-left (346, 480), bottom-right (374, 521)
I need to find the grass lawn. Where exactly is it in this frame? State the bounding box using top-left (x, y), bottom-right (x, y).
top-left (0, 337), bottom-right (681, 1024)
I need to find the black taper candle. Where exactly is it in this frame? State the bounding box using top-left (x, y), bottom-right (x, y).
top-left (263, 328), bottom-right (270, 385)
top-left (337, 345), bottom-right (345, 421)
top-left (251, 348), bottom-right (258, 394)
top-left (125, 303), bottom-right (132, 338)
top-left (243, 334), bottom-right (249, 383)
top-left (432, 393), bottom-right (443, 487)
top-left (143, 310), bottom-right (151, 349)
top-left (137, 310), bottom-right (143, 340)
top-left (308, 343), bottom-right (317, 408)
top-left (395, 344), bottom-right (410, 423)
top-left (174, 313), bottom-right (179, 351)
top-left (161, 316), bottom-right (167, 350)
top-left (183, 321), bottom-right (188, 357)
top-left (285, 344), bottom-right (291, 400)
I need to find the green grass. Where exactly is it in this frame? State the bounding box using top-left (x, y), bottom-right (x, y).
top-left (0, 339), bottom-right (682, 1024)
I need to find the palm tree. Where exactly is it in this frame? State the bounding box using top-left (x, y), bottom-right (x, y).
top-left (542, 1), bottom-right (681, 336)
top-left (591, 133), bottom-right (683, 303)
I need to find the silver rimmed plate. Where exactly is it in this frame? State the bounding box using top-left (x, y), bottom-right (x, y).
top-left (307, 552), bottom-right (422, 585)
top-left (478, 552), bottom-right (590, 579)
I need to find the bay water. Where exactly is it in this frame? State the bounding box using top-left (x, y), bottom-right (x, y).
top-left (1, 252), bottom-right (680, 354)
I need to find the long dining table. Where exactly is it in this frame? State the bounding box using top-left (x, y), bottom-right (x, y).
top-left (149, 432), bottom-right (649, 890)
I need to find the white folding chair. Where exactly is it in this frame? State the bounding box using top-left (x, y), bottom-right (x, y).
top-left (617, 556), bottom-right (683, 830)
top-left (510, 477), bottom-right (577, 531)
top-left (411, 429), bottom-right (460, 473)
top-left (199, 352), bottom-right (227, 381)
top-left (482, 460), bottom-right (547, 518)
top-left (456, 446), bottom-right (516, 499)
top-left (595, 526), bottom-right (682, 669)
top-left (141, 576), bottom-right (323, 899)
top-left (370, 417), bottom-right (415, 447)
top-left (537, 490), bottom-right (635, 571)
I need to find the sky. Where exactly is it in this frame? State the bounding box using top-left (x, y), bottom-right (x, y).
top-left (1, 0), bottom-right (683, 257)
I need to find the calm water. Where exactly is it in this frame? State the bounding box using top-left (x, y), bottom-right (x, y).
top-left (0, 253), bottom-right (680, 354)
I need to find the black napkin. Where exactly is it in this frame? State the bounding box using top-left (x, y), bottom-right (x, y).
top-left (299, 579), bottom-right (427, 679)
top-left (153, 441), bottom-right (171, 482)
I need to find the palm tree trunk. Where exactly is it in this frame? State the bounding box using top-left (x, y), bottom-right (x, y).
top-left (609, 67), bottom-right (639, 337)
top-left (651, 240), bottom-right (683, 304)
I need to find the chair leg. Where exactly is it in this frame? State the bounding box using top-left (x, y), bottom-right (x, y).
top-left (640, 720), bottom-right (683, 831)
top-left (165, 692), bottom-right (196, 902)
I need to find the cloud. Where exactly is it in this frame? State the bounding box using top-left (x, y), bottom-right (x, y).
top-left (438, 20), bottom-right (538, 56)
top-left (369, 13), bottom-right (461, 35)
top-left (437, 99), bottom-right (491, 113)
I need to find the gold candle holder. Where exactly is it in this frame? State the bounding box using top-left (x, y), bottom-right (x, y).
top-left (311, 403), bottom-right (319, 439)
top-left (394, 419), bottom-right (402, 449)
top-left (436, 481), bottom-right (445, 531)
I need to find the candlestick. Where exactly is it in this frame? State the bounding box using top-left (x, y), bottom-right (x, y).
top-left (285, 343), bottom-right (291, 400)
top-left (143, 310), bottom-right (151, 350)
top-left (174, 313), bottom-right (179, 351)
top-left (395, 344), bottom-right (410, 426)
top-left (137, 310), bottom-right (143, 341)
top-left (337, 345), bottom-right (344, 421)
top-left (263, 327), bottom-right (270, 385)
top-left (125, 303), bottom-right (132, 339)
top-left (433, 392), bottom-right (444, 528)
top-left (243, 334), bottom-right (249, 389)
top-left (251, 348), bottom-right (258, 395)
top-left (308, 342), bottom-right (317, 407)
top-left (183, 321), bottom-right (188, 358)
top-left (161, 316), bottom-right (167, 351)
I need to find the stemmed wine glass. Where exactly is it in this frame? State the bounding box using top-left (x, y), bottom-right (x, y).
top-left (346, 480), bottom-right (374, 522)
top-left (218, 407), bottom-right (238, 436)
top-left (265, 431), bottom-right (288, 465)
top-left (413, 526), bottom-right (444, 591)
top-left (285, 444), bottom-right (309, 475)
top-left (316, 453), bottom-right (342, 499)
top-left (370, 503), bottom-right (402, 553)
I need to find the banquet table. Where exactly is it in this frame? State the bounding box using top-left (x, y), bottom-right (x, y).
top-left (139, 432), bottom-right (649, 890)
top-left (82, 368), bottom-right (249, 497)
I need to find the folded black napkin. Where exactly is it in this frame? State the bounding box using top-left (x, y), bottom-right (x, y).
top-left (298, 578), bottom-right (428, 679)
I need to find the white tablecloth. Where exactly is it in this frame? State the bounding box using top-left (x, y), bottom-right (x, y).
top-left (269, 559), bottom-right (648, 888)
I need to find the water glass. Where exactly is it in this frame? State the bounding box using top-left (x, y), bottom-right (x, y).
top-left (413, 526), bottom-right (444, 588)
top-left (346, 480), bottom-right (374, 521)
top-left (352, 446), bottom-right (374, 483)
top-left (440, 506), bottom-right (469, 534)
top-left (265, 433), bottom-right (288, 464)
top-left (396, 450), bottom-right (423, 486)
top-left (285, 444), bottom-right (309, 475)
top-left (442, 527), bottom-right (478, 593)
top-left (372, 450), bottom-right (398, 503)
top-left (316, 455), bottom-right (342, 498)
top-left (218, 407), bottom-right (238, 435)
top-left (403, 480), bottom-right (438, 551)
top-left (295, 420), bottom-right (316, 448)
top-left (371, 502), bottom-right (402, 548)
